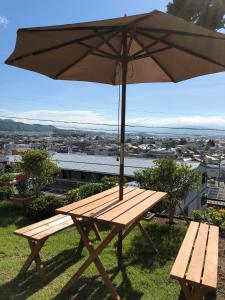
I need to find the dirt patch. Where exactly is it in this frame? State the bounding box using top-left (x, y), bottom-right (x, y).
top-left (218, 237), bottom-right (225, 299)
top-left (151, 215), bottom-right (188, 226)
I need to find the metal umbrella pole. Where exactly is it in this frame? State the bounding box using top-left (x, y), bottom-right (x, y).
top-left (117, 33), bottom-right (128, 268)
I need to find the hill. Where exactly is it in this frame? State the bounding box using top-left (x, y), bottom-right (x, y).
top-left (0, 119), bottom-right (56, 132)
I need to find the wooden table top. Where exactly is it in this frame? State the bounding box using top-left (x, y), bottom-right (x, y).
top-left (56, 186), bottom-right (166, 227)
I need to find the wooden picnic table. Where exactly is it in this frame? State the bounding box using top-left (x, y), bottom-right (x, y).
top-left (56, 186), bottom-right (166, 300)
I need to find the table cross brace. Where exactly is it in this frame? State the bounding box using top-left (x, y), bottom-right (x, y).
top-left (62, 217), bottom-right (122, 300)
top-left (115, 217), bottom-right (158, 254)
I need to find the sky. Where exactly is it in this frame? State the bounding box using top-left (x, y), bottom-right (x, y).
top-left (0, 0), bottom-right (225, 134)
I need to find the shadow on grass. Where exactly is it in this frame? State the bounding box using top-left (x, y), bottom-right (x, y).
top-left (53, 265), bottom-right (143, 300)
top-left (0, 201), bottom-right (28, 228)
top-left (124, 221), bottom-right (187, 270)
top-left (0, 248), bottom-right (84, 300)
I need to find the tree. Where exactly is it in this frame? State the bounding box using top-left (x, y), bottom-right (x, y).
top-left (134, 158), bottom-right (200, 223)
top-left (167, 0), bottom-right (225, 31)
top-left (179, 138), bottom-right (187, 145)
top-left (19, 150), bottom-right (60, 197)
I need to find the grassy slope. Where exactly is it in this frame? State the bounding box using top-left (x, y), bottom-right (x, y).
top-left (0, 201), bottom-right (187, 300)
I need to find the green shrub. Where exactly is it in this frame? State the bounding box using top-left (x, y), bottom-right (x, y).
top-left (0, 172), bottom-right (14, 184)
top-left (16, 181), bottom-right (28, 196)
top-left (79, 183), bottom-right (103, 199)
top-left (193, 208), bottom-right (225, 227)
top-left (67, 176), bottom-right (118, 203)
top-left (26, 195), bottom-right (68, 221)
top-left (0, 186), bottom-right (14, 200)
top-left (101, 176), bottom-right (118, 190)
top-left (67, 188), bottom-right (81, 203)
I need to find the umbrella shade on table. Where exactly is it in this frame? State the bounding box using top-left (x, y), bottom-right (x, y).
top-left (5, 10), bottom-right (225, 268)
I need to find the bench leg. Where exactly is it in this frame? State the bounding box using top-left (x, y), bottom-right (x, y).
top-left (18, 238), bottom-right (47, 282)
top-left (179, 280), bottom-right (212, 300)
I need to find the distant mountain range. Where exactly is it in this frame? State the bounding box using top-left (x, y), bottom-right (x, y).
top-left (0, 119), bottom-right (56, 132)
top-left (0, 118), bottom-right (224, 137)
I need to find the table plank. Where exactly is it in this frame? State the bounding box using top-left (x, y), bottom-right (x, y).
top-left (95, 190), bottom-right (156, 221)
top-left (69, 187), bottom-right (136, 217)
top-left (56, 186), bottom-right (119, 214)
top-left (170, 221), bottom-right (199, 280)
top-left (110, 191), bottom-right (166, 226)
top-left (186, 223), bottom-right (209, 284)
top-left (202, 225), bottom-right (219, 289)
top-left (75, 189), bottom-right (147, 219)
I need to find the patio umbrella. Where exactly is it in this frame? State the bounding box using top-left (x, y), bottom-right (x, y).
top-left (5, 10), bottom-right (225, 266)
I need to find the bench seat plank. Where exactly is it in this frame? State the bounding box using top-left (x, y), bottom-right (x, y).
top-left (170, 221), bottom-right (199, 280)
top-left (186, 223), bottom-right (209, 284)
top-left (25, 216), bottom-right (73, 238)
top-left (14, 214), bottom-right (67, 236)
top-left (33, 218), bottom-right (74, 240)
top-left (202, 225), bottom-right (219, 289)
top-left (14, 214), bottom-right (73, 240)
top-left (170, 220), bottom-right (219, 299)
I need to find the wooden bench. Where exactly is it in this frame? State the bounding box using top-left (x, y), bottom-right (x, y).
top-left (14, 214), bottom-right (101, 281)
top-left (170, 221), bottom-right (219, 300)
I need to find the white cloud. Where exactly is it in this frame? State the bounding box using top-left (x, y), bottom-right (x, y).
top-left (0, 16), bottom-right (9, 27)
top-left (1, 109), bottom-right (225, 133)
top-left (127, 115), bottom-right (225, 129)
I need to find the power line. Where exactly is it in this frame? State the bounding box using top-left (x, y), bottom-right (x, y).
top-left (1, 114), bottom-right (225, 132)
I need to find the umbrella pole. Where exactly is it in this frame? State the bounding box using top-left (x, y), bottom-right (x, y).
top-left (117, 33), bottom-right (127, 269)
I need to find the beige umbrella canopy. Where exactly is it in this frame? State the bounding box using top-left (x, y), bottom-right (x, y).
top-left (6, 10), bottom-right (225, 84)
top-left (5, 10), bottom-right (225, 267)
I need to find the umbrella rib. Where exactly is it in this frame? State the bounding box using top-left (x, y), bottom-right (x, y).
top-left (132, 46), bottom-right (172, 61)
top-left (131, 33), bottom-right (170, 58)
top-left (94, 30), bottom-right (121, 56)
top-left (137, 29), bottom-right (225, 69)
top-left (91, 52), bottom-right (117, 60)
top-left (7, 30), bottom-right (114, 63)
top-left (137, 27), bottom-right (225, 41)
top-left (77, 40), bottom-right (118, 59)
top-left (54, 30), bottom-right (121, 79)
top-left (134, 36), bottom-right (177, 82)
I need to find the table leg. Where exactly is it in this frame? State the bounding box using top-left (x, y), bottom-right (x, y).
top-left (137, 222), bottom-right (158, 253)
top-left (62, 217), bottom-right (122, 300)
top-left (117, 230), bottom-right (123, 269)
top-left (115, 217), bottom-right (158, 253)
top-left (76, 221), bottom-right (102, 255)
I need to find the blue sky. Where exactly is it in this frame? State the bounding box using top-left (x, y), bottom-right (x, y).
top-left (0, 0), bottom-right (225, 133)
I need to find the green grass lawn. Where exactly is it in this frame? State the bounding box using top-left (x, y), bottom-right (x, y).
top-left (0, 201), bottom-right (187, 300)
